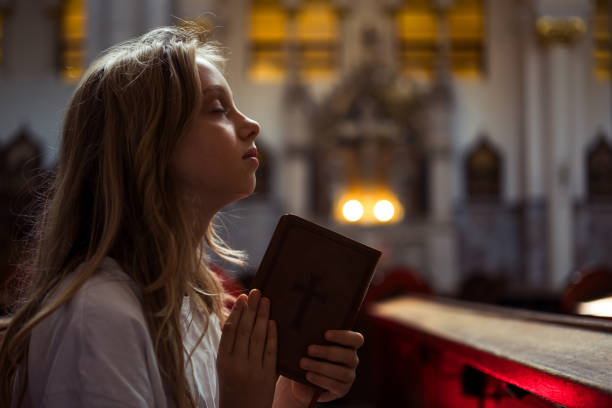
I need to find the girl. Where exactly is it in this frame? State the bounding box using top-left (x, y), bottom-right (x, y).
top-left (0, 25), bottom-right (363, 408)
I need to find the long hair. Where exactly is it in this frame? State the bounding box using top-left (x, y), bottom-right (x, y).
top-left (0, 25), bottom-right (245, 408)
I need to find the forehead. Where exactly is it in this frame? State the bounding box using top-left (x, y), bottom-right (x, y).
top-left (196, 57), bottom-right (230, 95)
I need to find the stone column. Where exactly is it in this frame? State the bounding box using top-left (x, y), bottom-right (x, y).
top-left (533, 0), bottom-right (590, 290)
top-left (87, 0), bottom-right (171, 62)
top-left (280, 4), bottom-right (313, 217)
top-left (281, 94), bottom-right (312, 217)
top-left (425, 0), bottom-right (458, 294)
top-left (518, 2), bottom-right (547, 287)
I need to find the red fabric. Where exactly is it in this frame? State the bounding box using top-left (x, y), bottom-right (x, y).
top-left (364, 266), bottom-right (432, 306)
top-left (209, 264), bottom-right (245, 310)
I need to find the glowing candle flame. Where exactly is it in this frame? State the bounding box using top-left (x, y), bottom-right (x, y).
top-left (374, 200), bottom-right (394, 222)
top-left (342, 200), bottom-right (364, 222)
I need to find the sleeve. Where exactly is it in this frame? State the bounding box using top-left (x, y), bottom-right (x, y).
top-left (39, 279), bottom-right (165, 408)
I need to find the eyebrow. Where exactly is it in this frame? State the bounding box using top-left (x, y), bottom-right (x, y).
top-left (201, 85), bottom-right (230, 99)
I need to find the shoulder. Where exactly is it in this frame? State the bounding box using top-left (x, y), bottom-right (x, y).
top-left (73, 257), bottom-right (144, 322)
top-left (37, 256), bottom-right (152, 353)
top-left (68, 257), bottom-right (151, 348)
top-left (30, 257), bottom-right (152, 368)
top-left (27, 257), bottom-right (165, 406)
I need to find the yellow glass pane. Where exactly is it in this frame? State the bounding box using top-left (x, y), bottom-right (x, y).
top-left (297, 0), bottom-right (337, 42)
top-left (449, 12), bottom-right (483, 40)
top-left (250, 0), bottom-right (287, 41)
top-left (250, 48), bottom-right (285, 81)
top-left (301, 46), bottom-right (335, 79)
top-left (396, 1), bottom-right (438, 77)
top-left (593, 0), bottom-right (610, 79)
top-left (61, 0), bottom-right (86, 82)
top-left (249, 0), bottom-right (338, 81)
top-left (400, 50), bottom-right (435, 78)
top-left (250, 0), bottom-right (287, 81)
top-left (297, 0), bottom-right (337, 78)
top-left (396, 0), bottom-right (484, 78)
top-left (396, 11), bottom-right (437, 41)
top-left (449, 0), bottom-right (483, 75)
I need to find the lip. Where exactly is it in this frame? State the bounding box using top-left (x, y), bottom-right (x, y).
top-left (242, 147), bottom-right (258, 160)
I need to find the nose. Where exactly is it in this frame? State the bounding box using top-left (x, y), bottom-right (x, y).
top-left (239, 112), bottom-right (260, 142)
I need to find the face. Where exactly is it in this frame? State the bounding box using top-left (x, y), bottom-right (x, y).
top-left (171, 58), bottom-right (260, 212)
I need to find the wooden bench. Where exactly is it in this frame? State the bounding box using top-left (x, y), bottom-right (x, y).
top-left (367, 296), bottom-right (612, 408)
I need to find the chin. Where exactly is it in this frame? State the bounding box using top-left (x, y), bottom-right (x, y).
top-left (233, 186), bottom-right (256, 203)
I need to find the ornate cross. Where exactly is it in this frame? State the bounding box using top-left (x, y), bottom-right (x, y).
top-left (290, 273), bottom-right (328, 330)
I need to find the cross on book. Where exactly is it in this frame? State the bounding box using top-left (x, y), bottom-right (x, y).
top-left (290, 273), bottom-right (328, 330)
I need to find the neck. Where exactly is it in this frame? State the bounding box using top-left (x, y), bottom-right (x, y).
top-left (194, 214), bottom-right (214, 242)
top-left (179, 194), bottom-right (216, 242)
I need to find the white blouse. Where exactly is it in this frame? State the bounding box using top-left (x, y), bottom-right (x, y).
top-left (22, 257), bottom-right (221, 408)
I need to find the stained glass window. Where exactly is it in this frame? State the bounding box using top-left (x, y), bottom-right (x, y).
top-left (593, 0), bottom-right (611, 79)
top-left (296, 0), bottom-right (338, 79)
top-left (60, 0), bottom-right (86, 81)
top-left (396, 0), bottom-right (437, 77)
top-left (396, 0), bottom-right (485, 78)
top-left (250, 0), bottom-right (288, 81)
top-left (249, 0), bottom-right (338, 81)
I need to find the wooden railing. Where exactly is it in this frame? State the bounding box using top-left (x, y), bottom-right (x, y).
top-left (367, 296), bottom-right (612, 408)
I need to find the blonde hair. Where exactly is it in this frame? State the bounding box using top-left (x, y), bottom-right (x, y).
top-left (0, 25), bottom-right (245, 407)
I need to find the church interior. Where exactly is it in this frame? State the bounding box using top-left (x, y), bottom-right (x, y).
top-left (0, 0), bottom-right (611, 407)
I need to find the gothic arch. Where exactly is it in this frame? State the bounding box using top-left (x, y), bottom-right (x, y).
top-left (0, 126), bottom-right (42, 176)
top-left (586, 132), bottom-right (612, 200)
top-left (464, 135), bottom-right (502, 201)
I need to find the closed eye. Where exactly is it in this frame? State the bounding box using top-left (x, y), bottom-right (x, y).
top-left (209, 98), bottom-right (230, 115)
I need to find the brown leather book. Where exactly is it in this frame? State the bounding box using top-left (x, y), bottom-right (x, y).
top-left (251, 214), bottom-right (381, 387)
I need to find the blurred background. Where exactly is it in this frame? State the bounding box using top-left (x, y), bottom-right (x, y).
top-left (1, 0), bottom-right (611, 317)
top-left (1, 1), bottom-right (612, 407)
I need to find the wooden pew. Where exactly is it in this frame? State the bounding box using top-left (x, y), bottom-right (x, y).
top-left (367, 296), bottom-right (612, 408)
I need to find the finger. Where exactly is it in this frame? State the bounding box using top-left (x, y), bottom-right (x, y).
top-left (324, 330), bottom-right (364, 349)
top-left (249, 296), bottom-right (270, 364)
top-left (263, 320), bottom-right (277, 373)
top-left (218, 295), bottom-right (246, 357)
top-left (307, 345), bottom-right (359, 368)
top-left (236, 289), bottom-right (261, 359)
top-left (305, 371), bottom-right (350, 399)
top-left (300, 357), bottom-right (355, 384)
top-left (290, 380), bottom-right (318, 403)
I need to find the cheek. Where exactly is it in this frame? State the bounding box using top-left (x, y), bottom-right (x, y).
top-left (171, 132), bottom-right (228, 190)
top-left (171, 133), bottom-right (205, 183)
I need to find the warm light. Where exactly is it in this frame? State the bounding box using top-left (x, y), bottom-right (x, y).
top-left (61, 0), bottom-right (86, 81)
top-left (342, 200), bottom-right (364, 222)
top-left (374, 200), bottom-right (395, 222)
top-left (576, 295), bottom-right (612, 317)
top-left (335, 187), bottom-right (404, 224)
